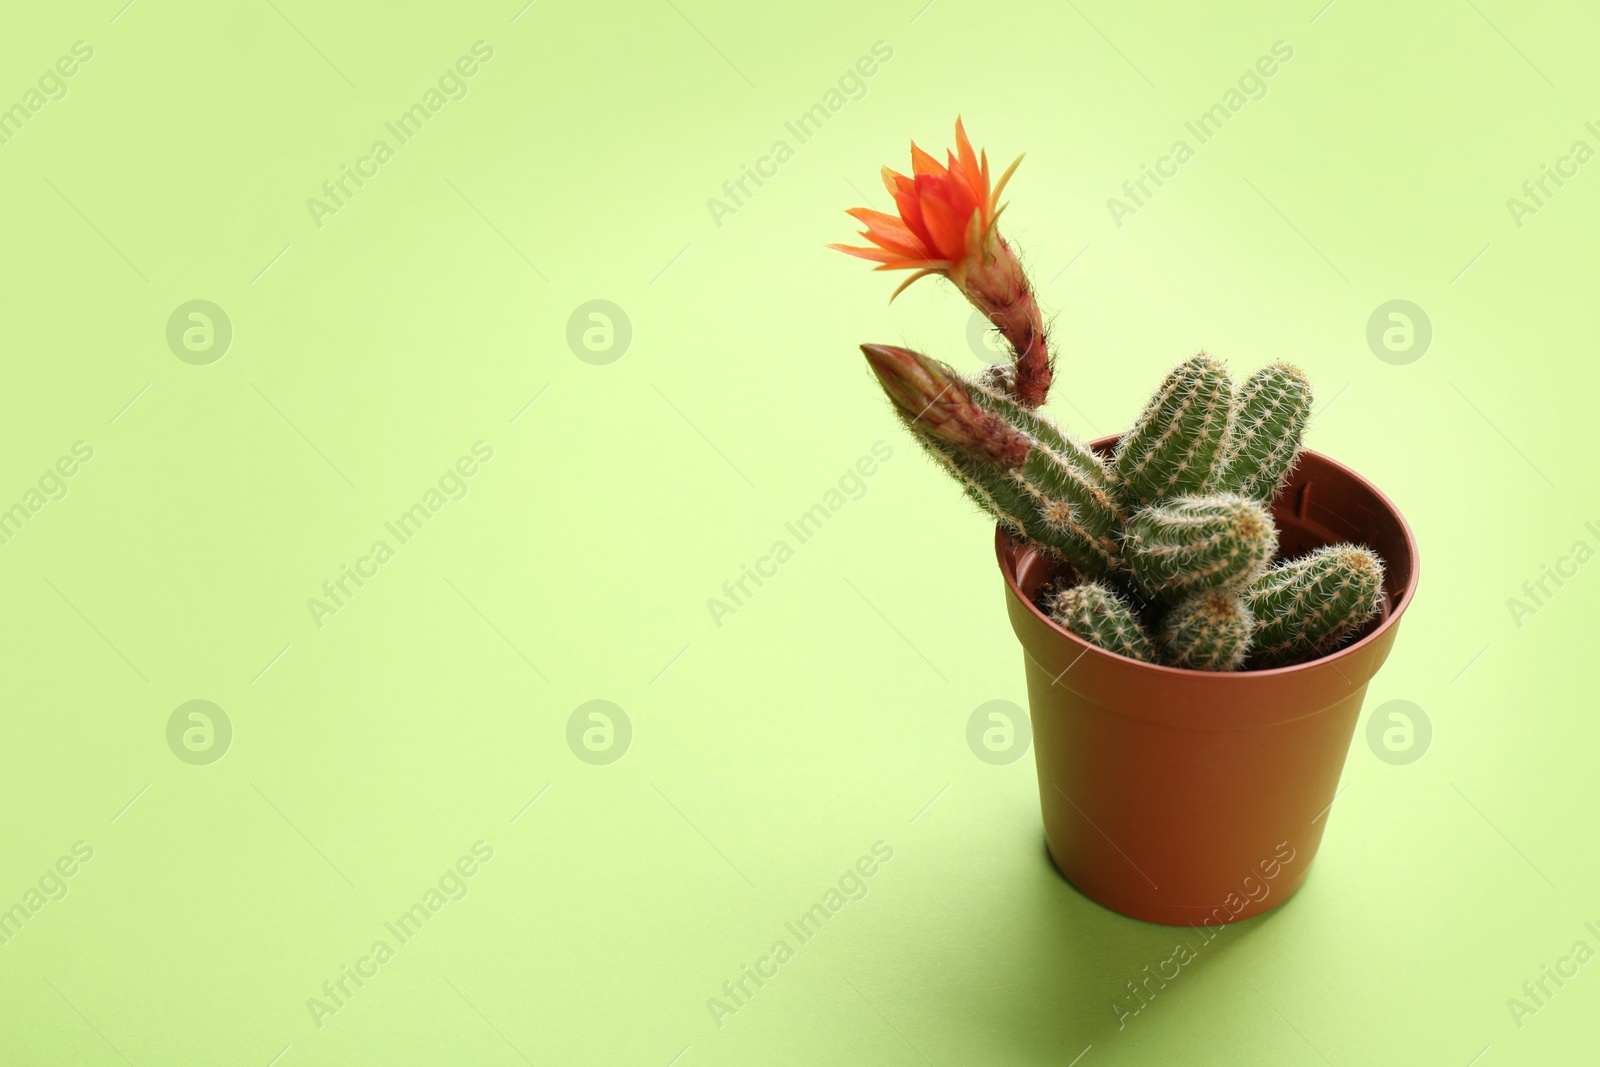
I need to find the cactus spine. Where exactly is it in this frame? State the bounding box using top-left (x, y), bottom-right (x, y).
top-left (1048, 582), bottom-right (1155, 662)
top-left (1114, 354), bottom-right (1233, 507)
top-left (1246, 544), bottom-right (1383, 667)
top-left (1123, 494), bottom-right (1277, 599)
top-left (975, 361), bottom-right (1016, 398)
top-left (1160, 593), bottom-right (1255, 671)
top-left (1217, 362), bottom-right (1313, 501)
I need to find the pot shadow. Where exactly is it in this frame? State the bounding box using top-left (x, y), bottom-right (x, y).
top-left (906, 835), bottom-right (1276, 1063)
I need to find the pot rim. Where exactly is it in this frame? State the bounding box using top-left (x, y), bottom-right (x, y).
top-left (996, 437), bottom-right (1420, 681)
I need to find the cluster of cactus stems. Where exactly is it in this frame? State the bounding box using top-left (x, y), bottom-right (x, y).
top-left (835, 120), bottom-right (1382, 671)
top-left (862, 344), bottom-right (1384, 670)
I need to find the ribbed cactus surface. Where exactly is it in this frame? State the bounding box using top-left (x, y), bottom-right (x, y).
top-left (1113, 354), bottom-right (1233, 507)
top-left (935, 443), bottom-right (1123, 577)
top-left (1159, 592), bottom-right (1255, 671)
top-left (1217, 362), bottom-right (1313, 501)
top-left (1123, 493), bottom-right (1277, 599)
top-left (856, 342), bottom-right (1384, 671)
top-left (1048, 582), bottom-right (1154, 662)
top-left (1246, 544), bottom-right (1384, 667)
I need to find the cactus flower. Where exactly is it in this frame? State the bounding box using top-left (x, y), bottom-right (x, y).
top-left (832, 120), bottom-right (1053, 408)
top-left (860, 344), bottom-right (1031, 468)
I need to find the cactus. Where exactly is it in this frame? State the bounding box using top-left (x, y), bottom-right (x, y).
top-left (1123, 493), bottom-right (1277, 599)
top-left (859, 338), bottom-right (1383, 672)
top-left (1217, 362), bottom-right (1313, 501)
top-left (1048, 582), bottom-right (1155, 662)
top-left (859, 338), bottom-right (1381, 672)
top-left (1159, 592), bottom-right (1255, 671)
top-left (861, 344), bottom-right (1031, 468)
top-left (863, 345), bottom-right (1124, 577)
top-left (1114, 354), bottom-right (1233, 507)
top-left (968, 373), bottom-right (1126, 537)
top-left (933, 444), bottom-right (1123, 576)
top-left (975, 361), bottom-right (1016, 397)
top-left (840, 123), bottom-right (1388, 672)
top-left (1246, 544), bottom-right (1384, 667)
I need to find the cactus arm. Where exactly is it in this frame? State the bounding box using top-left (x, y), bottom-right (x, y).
top-left (1113, 354), bottom-right (1234, 506)
top-left (1215, 362), bottom-right (1313, 500)
top-left (932, 443), bottom-right (1123, 577)
top-left (1048, 582), bottom-right (1155, 662)
top-left (923, 442), bottom-right (1035, 538)
top-left (1245, 544), bottom-right (1384, 667)
top-left (859, 344), bottom-right (1125, 577)
top-left (970, 374), bottom-right (1113, 485)
top-left (1158, 592), bottom-right (1255, 670)
top-left (1123, 493), bottom-right (1277, 599)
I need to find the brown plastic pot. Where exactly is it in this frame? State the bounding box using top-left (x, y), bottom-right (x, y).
top-left (998, 437), bottom-right (1418, 926)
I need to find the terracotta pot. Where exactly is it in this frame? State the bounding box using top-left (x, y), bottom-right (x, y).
top-left (997, 438), bottom-right (1419, 926)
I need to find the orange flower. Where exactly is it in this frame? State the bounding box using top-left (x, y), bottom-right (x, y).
top-left (830, 118), bottom-right (1021, 298)
top-left (833, 120), bottom-right (1053, 408)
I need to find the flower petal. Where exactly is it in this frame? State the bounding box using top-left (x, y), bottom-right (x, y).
top-left (846, 209), bottom-right (930, 257)
top-left (910, 141), bottom-right (946, 178)
top-left (989, 153), bottom-right (1025, 215)
top-left (916, 178), bottom-right (975, 261)
top-left (880, 165), bottom-right (906, 197)
top-left (888, 268), bottom-right (940, 300)
top-left (875, 258), bottom-right (950, 272)
top-left (944, 150), bottom-right (982, 221)
top-left (954, 118), bottom-right (984, 197)
top-left (828, 242), bottom-right (922, 266)
top-left (891, 181), bottom-right (934, 249)
top-left (846, 206), bottom-right (912, 232)
top-left (963, 206), bottom-right (986, 262)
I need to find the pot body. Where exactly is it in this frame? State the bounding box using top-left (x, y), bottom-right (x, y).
top-left (998, 440), bottom-right (1419, 926)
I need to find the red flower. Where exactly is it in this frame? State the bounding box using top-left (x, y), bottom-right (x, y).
top-left (833, 120), bottom-right (1052, 408)
top-left (830, 119), bottom-right (1020, 297)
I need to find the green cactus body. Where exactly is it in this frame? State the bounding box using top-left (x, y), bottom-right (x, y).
top-left (932, 437), bottom-right (1124, 578)
top-left (969, 377), bottom-right (1114, 490)
top-left (858, 344), bottom-right (1119, 574)
top-left (1246, 544), bottom-right (1384, 667)
top-left (859, 341), bottom-right (1383, 674)
top-left (844, 159), bottom-right (1396, 675)
top-left (1159, 592), bottom-right (1255, 670)
top-left (1048, 582), bottom-right (1155, 661)
top-left (1114, 354), bottom-right (1233, 506)
top-left (904, 376), bottom-right (1120, 575)
top-left (1123, 493), bottom-right (1277, 599)
top-left (1217, 362), bottom-right (1313, 501)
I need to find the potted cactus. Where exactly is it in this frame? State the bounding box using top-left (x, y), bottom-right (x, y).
top-left (834, 121), bottom-right (1418, 925)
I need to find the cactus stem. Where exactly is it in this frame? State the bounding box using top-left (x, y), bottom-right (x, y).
top-left (1246, 543), bottom-right (1384, 667)
top-left (1124, 493), bottom-right (1277, 598)
top-left (1114, 354), bottom-right (1234, 506)
top-left (1048, 581), bottom-right (1155, 662)
top-left (1159, 592), bottom-right (1255, 670)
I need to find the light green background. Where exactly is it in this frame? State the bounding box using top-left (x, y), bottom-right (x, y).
top-left (1, 0), bottom-right (1595, 1063)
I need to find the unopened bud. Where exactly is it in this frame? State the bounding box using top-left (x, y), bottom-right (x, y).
top-left (860, 344), bottom-right (1031, 467)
